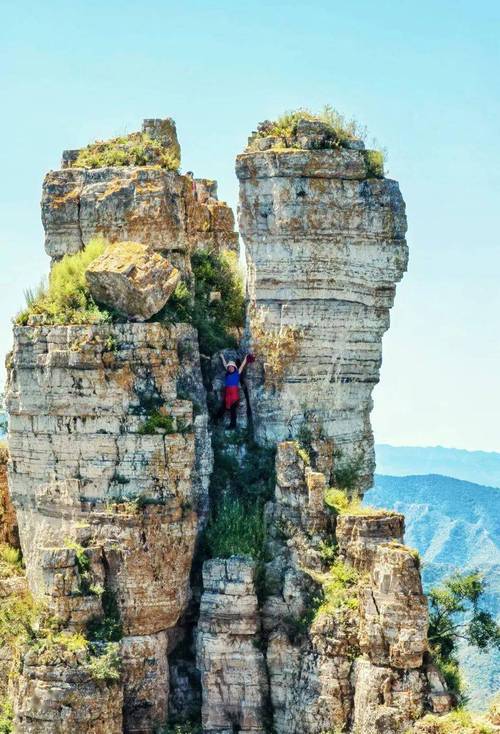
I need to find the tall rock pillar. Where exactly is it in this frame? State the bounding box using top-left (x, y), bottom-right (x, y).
top-left (236, 119), bottom-right (408, 491)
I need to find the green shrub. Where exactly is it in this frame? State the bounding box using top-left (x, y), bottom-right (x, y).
top-left (413, 708), bottom-right (496, 733)
top-left (138, 411), bottom-right (175, 435)
top-left (205, 494), bottom-right (266, 561)
top-left (0, 544), bottom-right (23, 577)
top-left (85, 641), bottom-right (121, 682)
top-left (74, 132), bottom-right (180, 170)
top-left (86, 588), bottom-right (122, 644)
top-left (256, 105), bottom-right (366, 146)
top-left (0, 699), bottom-right (13, 734)
top-left (364, 149), bottom-right (385, 177)
top-left (332, 450), bottom-right (363, 492)
top-left (161, 724), bottom-right (202, 734)
top-left (313, 560), bottom-right (360, 619)
top-left (16, 239), bottom-right (110, 326)
top-left (157, 250), bottom-right (245, 357)
top-left (210, 430), bottom-right (276, 504)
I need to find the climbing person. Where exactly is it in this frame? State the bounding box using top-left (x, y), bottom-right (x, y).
top-left (215, 353), bottom-right (250, 429)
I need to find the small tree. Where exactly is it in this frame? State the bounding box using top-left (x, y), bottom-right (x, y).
top-left (428, 570), bottom-right (500, 699)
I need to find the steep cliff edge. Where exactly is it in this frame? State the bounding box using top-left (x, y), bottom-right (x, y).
top-left (0, 113), bottom-right (469, 734)
top-left (236, 116), bottom-right (408, 492)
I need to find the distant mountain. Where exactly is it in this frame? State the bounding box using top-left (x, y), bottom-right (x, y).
top-left (370, 473), bottom-right (500, 710)
top-left (375, 444), bottom-right (500, 488)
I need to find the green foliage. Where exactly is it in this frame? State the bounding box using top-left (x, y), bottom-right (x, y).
top-left (317, 539), bottom-right (337, 564)
top-left (86, 588), bottom-right (123, 644)
top-left (74, 132), bottom-right (180, 170)
top-left (332, 449), bottom-right (363, 492)
top-left (138, 410), bottom-right (175, 435)
top-left (205, 493), bottom-right (266, 561)
top-left (413, 708), bottom-right (496, 733)
top-left (428, 571), bottom-right (500, 702)
top-left (157, 250), bottom-right (245, 357)
top-left (313, 560), bottom-right (360, 619)
top-left (16, 238), bottom-right (111, 326)
top-left (256, 105), bottom-right (366, 147)
top-left (210, 429), bottom-right (276, 504)
top-left (0, 699), bottom-right (13, 734)
top-left (324, 487), bottom-right (385, 517)
top-left (84, 641), bottom-right (121, 682)
top-left (161, 724), bottom-right (202, 734)
top-left (364, 149), bottom-right (385, 177)
top-left (0, 544), bottom-right (23, 577)
top-left (293, 441), bottom-right (311, 466)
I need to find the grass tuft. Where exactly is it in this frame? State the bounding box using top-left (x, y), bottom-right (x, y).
top-left (16, 238), bottom-right (111, 326)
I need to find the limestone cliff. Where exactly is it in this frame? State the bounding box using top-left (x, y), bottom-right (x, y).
top-left (0, 114), bottom-right (458, 734)
top-left (236, 119), bottom-right (408, 492)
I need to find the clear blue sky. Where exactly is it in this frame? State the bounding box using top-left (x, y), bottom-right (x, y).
top-left (1, 0), bottom-right (499, 451)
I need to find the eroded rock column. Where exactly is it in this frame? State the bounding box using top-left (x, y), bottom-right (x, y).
top-left (236, 126), bottom-right (408, 491)
top-left (196, 558), bottom-right (269, 733)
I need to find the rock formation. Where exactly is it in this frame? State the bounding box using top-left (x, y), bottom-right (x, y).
top-left (236, 120), bottom-right (408, 492)
top-left (1, 114), bottom-right (456, 734)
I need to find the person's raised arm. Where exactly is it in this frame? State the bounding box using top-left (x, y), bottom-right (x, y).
top-left (220, 353), bottom-right (228, 369)
top-left (238, 355), bottom-right (248, 374)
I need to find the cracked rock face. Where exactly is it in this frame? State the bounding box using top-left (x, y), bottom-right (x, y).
top-left (86, 241), bottom-right (181, 320)
top-left (196, 557), bottom-right (269, 734)
top-left (42, 119), bottom-right (238, 268)
top-left (5, 322), bottom-right (209, 732)
top-left (236, 133), bottom-right (408, 491)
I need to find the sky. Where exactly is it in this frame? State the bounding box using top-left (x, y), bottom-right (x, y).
top-left (1, 0), bottom-right (499, 451)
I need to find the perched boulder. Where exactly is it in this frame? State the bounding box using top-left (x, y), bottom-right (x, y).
top-left (86, 241), bottom-right (180, 320)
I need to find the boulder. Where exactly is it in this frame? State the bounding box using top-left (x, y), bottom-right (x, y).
top-left (86, 241), bottom-right (180, 320)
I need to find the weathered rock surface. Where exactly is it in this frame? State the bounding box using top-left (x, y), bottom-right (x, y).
top-left (43, 119), bottom-right (238, 267)
top-left (359, 542), bottom-right (428, 669)
top-left (86, 241), bottom-right (180, 320)
top-left (14, 650), bottom-right (123, 734)
top-left (236, 124), bottom-right (408, 492)
top-left (336, 512), bottom-right (404, 572)
top-left (5, 322), bottom-right (208, 732)
top-left (197, 557), bottom-right (269, 733)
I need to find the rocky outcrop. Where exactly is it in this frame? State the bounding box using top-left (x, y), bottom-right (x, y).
top-left (197, 558), bottom-right (269, 733)
top-left (86, 241), bottom-right (180, 320)
top-left (43, 119), bottom-right (237, 268)
top-left (5, 321), bottom-right (206, 732)
top-left (259, 441), bottom-right (450, 734)
top-left (4, 113), bottom-right (454, 734)
top-left (15, 650), bottom-right (123, 734)
top-left (236, 123), bottom-right (408, 492)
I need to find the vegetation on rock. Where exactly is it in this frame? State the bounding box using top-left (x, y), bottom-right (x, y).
top-left (0, 544), bottom-right (23, 577)
top-left (73, 131), bottom-right (180, 170)
top-left (16, 238), bottom-right (111, 326)
top-left (159, 249), bottom-right (245, 357)
top-left (138, 410), bottom-right (176, 435)
top-left (428, 570), bottom-right (500, 701)
top-left (410, 708), bottom-right (498, 733)
top-left (205, 493), bottom-right (266, 561)
top-left (255, 105), bottom-right (366, 146)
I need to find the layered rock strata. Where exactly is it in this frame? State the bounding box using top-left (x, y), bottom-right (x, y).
top-left (5, 322), bottom-right (206, 732)
top-left (197, 558), bottom-right (269, 733)
top-left (258, 441), bottom-right (450, 734)
top-left (236, 124), bottom-right (408, 491)
top-left (43, 119), bottom-right (237, 268)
